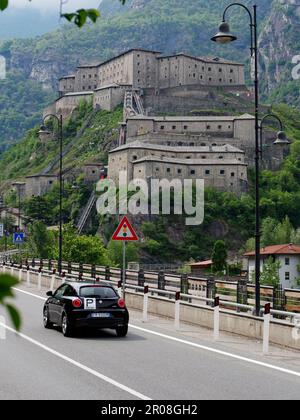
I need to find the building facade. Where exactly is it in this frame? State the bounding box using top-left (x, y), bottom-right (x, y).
top-left (50, 48), bottom-right (246, 116)
top-left (244, 244), bottom-right (300, 289)
top-left (108, 141), bottom-right (248, 195)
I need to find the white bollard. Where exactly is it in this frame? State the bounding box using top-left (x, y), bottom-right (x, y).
top-left (50, 274), bottom-right (56, 292)
top-left (27, 270), bottom-right (30, 286)
top-left (10, 266), bottom-right (14, 276)
top-left (38, 271), bottom-right (42, 291)
top-left (174, 292), bottom-right (180, 330)
top-left (214, 297), bottom-right (220, 341)
top-left (0, 315), bottom-right (6, 340)
top-left (18, 268), bottom-right (22, 282)
top-left (263, 304), bottom-right (271, 355)
top-left (142, 286), bottom-right (149, 323)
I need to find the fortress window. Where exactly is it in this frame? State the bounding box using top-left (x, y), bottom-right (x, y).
top-left (202, 66), bottom-right (205, 71)
top-left (189, 142), bottom-right (195, 146)
top-left (184, 125), bottom-right (188, 130)
top-left (193, 73), bottom-right (196, 78)
top-left (219, 156), bottom-right (224, 159)
top-left (167, 168), bottom-right (171, 173)
top-left (208, 67), bottom-right (212, 71)
top-left (201, 143), bottom-right (206, 146)
top-left (231, 173), bottom-right (235, 177)
top-left (133, 156), bottom-right (137, 161)
top-left (230, 79), bottom-right (233, 83)
top-left (83, 75), bottom-right (86, 79)
top-left (172, 126), bottom-right (177, 130)
top-left (209, 78), bottom-right (212, 81)
top-left (212, 143), bottom-right (217, 147)
top-left (178, 142), bottom-right (183, 146)
top-left (219, 68), bottom-right (222, 72)
top-left (219, 79), bottom-right (222, 82)
top-left (201, 156), bottom-right (207, 159)
top-left (218, 125), bottom-right (222, 130)
top-left (230, 69), bottom-right (234, 73)
top-left (82, 86), bottom-right (85, 90)
top-left (205, 170), bottom-right (210, 175)
top-left (160, 125), bottom-right (165, 130)
top-left (178, 169), bottom-right (182, 174)
top-left (200, 75), bottom-right (203, 79)
top-left (220, 170), bottom-right (225, 175)
top-left (195, 64), bottom-right (197, 68)
top-left (191, 170), bottom-right (196, 175)
top-left (156, 168), bottom-right (159, 172)
top-left (89, 74), bottom-right (92, 78)
top-left (206, 125), bottom-right (211, 130)
top-left (186, 156), bottom-right (191, 159)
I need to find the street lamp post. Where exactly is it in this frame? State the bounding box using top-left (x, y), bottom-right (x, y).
top-left (212, 4), bottom-right (289, 316)
top-left (39, 114), bottom-right (63, 274)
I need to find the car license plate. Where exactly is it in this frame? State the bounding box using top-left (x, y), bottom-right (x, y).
top-left (91, 313), bottom-right (111, 319)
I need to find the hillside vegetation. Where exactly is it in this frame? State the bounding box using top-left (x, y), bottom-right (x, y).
top-left (2, 98), bottom-right (300, 262)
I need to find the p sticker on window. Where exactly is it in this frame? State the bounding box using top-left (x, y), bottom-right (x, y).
top-left (84, 298), bottom-right (96, 310)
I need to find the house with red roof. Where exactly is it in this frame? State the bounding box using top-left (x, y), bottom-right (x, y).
top-left (244, 244), bottom-right (300, 289)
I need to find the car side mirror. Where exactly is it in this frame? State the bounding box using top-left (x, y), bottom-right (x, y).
top-left (46, 291), bottom-right (53, 297)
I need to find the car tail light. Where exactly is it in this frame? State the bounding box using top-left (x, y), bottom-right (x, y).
top-left (72, 298), bottom-right (82, 308)
top-left (117, 298), bottom-right (126, 309)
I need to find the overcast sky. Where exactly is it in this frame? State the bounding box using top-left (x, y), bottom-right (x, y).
top-left (10, 0), bottom-right (101, 13)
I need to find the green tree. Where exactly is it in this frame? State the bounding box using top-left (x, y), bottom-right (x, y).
top-left (24, 196), bottom-right (53, 225)
top-left (274, 216), bottom-right (293, 244)
top-left (26, 221), bottom-right (54, 259)
top-left (251, 257), bottom-right (281, 287)
top-left (261, 217), bottom-right (278, 247)
top-left (211, 240), bottom-right (228, 273)
top-left (52, 224), bottom-right (111, 266)
top-left (107, 240), bottom-right (139, 267)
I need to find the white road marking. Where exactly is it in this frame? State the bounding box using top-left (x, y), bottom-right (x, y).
top-left (0, 322), bottom-right (151, 401)
top-left (13, 288), bottom-right (46, 301)
top-left (13, 287), bottom-right (300, 379)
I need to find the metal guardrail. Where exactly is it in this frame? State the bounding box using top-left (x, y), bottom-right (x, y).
top-left (5, 261), bottom-right (300, 328)
top-left (19, 258), bottom-right (300, 314)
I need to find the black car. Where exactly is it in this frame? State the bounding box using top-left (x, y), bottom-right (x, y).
top-left (43, 282), bottom-right (129, 337)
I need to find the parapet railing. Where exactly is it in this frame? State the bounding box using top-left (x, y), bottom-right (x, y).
top-left (17, 258), bottom-right (300, 314)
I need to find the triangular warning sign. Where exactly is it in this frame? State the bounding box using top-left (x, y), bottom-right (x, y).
top-left (112, 216), bottom-right (138, 241)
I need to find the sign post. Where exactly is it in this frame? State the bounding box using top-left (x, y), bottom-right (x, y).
top-left (112, 216), bottom-right (138, 300)
top-left (0, 224), bottom-right (3, 238)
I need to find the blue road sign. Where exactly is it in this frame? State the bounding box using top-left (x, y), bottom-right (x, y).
top-left (13, 232), bottom-right (25, 244)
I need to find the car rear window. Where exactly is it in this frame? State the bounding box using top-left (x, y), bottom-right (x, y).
top-left (79, 286), bottom-right (117, 299)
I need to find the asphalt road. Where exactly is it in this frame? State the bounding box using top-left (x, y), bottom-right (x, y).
top-left (0, 286), bottom-right (300, 400)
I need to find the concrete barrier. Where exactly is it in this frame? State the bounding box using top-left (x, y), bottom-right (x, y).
top-left (17, 270), bottom-right (300, 351)
top-left (125, 292), bottom-right (300, 351)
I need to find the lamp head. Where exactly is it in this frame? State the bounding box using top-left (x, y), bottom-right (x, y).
top-left (38, 125), bottom-right (52, 141)
top-left (273, 131), bottom-right (290, 146)
top-left (211, 22), bottom-right (237, 44)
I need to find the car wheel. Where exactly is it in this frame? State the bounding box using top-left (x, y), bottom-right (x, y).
top-left (116, 325), bottom-right (128, 337)
top-left (61, 313), bottom-right (73, 337)
top-left (43, 307), bottom-right (53, 329)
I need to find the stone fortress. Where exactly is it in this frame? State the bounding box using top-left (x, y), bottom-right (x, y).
top-left (41, 48), bottom-right (287, 197)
